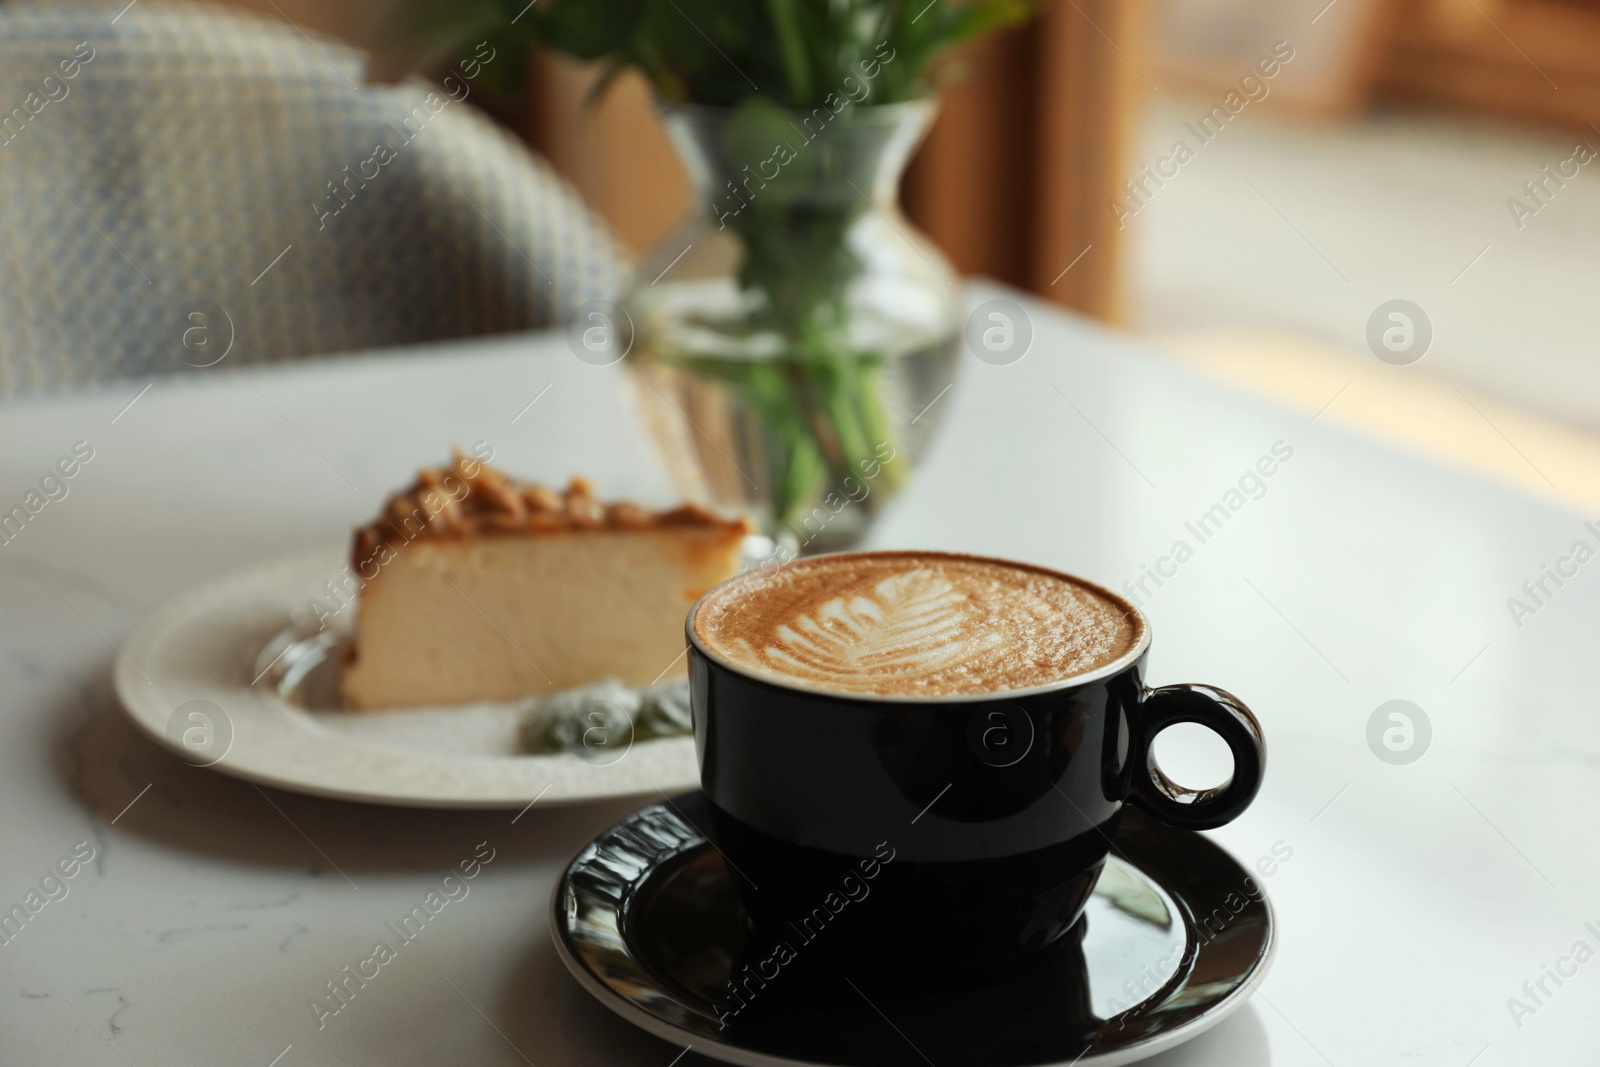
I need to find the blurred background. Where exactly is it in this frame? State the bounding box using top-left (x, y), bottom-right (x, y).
top-left (20, 0), bottom-right (1600, 516)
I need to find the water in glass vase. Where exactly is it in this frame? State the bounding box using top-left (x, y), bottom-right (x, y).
top-left (632, 315), bottom-right (958, 554)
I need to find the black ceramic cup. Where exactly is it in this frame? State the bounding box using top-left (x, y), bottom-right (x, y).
top-left (685, 551), bottom-right (1264, 992)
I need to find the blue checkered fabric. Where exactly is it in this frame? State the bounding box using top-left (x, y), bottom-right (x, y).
top-left (0, 1), bottom-right (629, 394)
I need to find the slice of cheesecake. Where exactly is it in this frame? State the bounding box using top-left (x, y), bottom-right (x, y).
top-left (340, 454), bottom-right (749, 710)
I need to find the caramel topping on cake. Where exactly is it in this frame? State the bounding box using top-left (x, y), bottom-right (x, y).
top-left (352, 452), bottom-right (748, 570)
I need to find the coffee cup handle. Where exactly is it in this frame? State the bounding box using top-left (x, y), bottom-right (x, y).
top-left (1126, 684), bottom-right (1265, 831)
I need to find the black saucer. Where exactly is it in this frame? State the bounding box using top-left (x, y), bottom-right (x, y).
top-left (551, 794), bottom-right (1274, 1067)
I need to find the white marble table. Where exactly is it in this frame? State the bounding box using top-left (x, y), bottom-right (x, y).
top-left (0, 285), bottom-right (1591, 1066)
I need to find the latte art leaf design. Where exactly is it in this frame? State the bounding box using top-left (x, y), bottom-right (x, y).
top-left (758, 570), bottom-right (1001, 684)
top-left (696, 552), bottom-right (1141, 696)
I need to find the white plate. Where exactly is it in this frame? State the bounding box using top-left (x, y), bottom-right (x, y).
top-left (114, 548), bottom-right (700, 808)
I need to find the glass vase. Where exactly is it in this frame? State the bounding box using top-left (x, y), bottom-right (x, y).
top-left (622, 98), bottom-right (961, 557)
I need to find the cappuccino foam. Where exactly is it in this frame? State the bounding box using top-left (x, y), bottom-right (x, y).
top-left (692, 552), bottom-right (1141, 697)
